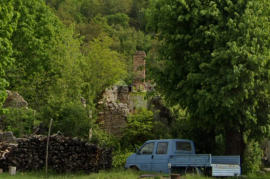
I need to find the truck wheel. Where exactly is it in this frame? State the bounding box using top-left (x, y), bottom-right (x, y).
top-left (185, 167), bottom-right (201, 175)
top-left (128, 166), bottom-right (139, 172)
top-left (204, 168), bottom-right (212, 176)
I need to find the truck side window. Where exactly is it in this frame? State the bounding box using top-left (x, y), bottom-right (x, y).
top-left (139, 142), bottom-right (155, 154)
top-left (176, 142), bottom-right (192, 151)
top-left (156, 142), bottom-right (168, 154)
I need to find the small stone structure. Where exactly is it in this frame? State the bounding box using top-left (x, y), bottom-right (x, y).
top-left (0, 131), bottom-right (17, 143)
top-left (97, 86), bottom-right (130, 137)
top-left (97, 51), bottom-right (172, 136)
top-left (97, 83), bottom-right (151, 136)
top-left (3, 90), bottom-right (28, 108)
top-left (0, 91), bottom-right (28, 132)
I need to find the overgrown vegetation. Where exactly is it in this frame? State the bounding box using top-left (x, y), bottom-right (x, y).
top-left (147, 0), bottom-right (270, 174)
top-left (1, 108), bottom-right (36, 137)
top-left (1, 0), bottom-right (270, 176)
top-left (1, 169), bottom-right (270, 179)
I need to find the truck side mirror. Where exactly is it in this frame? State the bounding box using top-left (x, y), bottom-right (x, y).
top-left (135, 147), bottom-right (139, 154)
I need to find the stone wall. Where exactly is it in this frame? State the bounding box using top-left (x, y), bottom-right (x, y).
top-left (97, 86), bottom-right (170, 137)
top-left (97, 86), bottom-right (131, 137)
top-left (97, 51), bottom-right (171, 137)
top-left (0, 131), bottom-right (17, 143)
top-left (133, 51), bottom-right (146, 91)
top-left (3, 90), bottom-right (28, 108)
top-left (102, 86), bottom-right (130, 104)
top-left (128, 93), bottom-right (148, 114)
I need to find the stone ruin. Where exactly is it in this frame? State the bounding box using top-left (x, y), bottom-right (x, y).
top-left (97, 86), bottom-right (130, 137)
top-left (0, 91), bottom-right (29, 132)
top-left (132, 51), bottom-right (146, 91)
top-left (0, 131), bottom-right (17, 143)
top-left (97, 51), bottom-right (167, 137)
top-left (3, 90), bottom-right (28, 108)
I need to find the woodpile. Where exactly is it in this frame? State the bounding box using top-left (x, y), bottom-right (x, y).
top-left (0, 134), bottom-right (113, 173)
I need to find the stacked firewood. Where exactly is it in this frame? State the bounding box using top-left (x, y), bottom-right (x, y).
top-left (0, 134), bottom-right (113, 173)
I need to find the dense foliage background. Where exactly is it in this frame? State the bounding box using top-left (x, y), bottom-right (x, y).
top-left (0, 0), bottom-right (158, 170)
top-left (1, 0), bottom-right (270, 175)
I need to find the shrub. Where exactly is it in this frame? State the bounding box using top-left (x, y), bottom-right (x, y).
top-left (38, 100), bottom-right (94, 139)
top-left (1, 108), bottom-right (36, 137)
top-left (91, 128), bottom-right (120, 148)
top-left (242, 140), bottom-right (262, 174)
top-left (120, 107), bottom-right (155, 147)
top-left (113, 149), bottom-right (133, 168)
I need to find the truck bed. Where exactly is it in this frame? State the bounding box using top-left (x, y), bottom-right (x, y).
top-left (169, 154), bottom-right (240, 167)
top-left (170, 154), bottom-right (212, 167)
top-left (211, 155), bottom-right (240, 165)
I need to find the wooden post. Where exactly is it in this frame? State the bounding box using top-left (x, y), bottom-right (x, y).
top-left (46, 118), bottom-right (53, 174)
top-left (268, 140), bottom-right (270, 163)
top-left (103, 143), bottom-right (105, 170)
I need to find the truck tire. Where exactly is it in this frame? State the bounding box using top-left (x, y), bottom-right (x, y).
top-left (185, 167), bottom-right (201, 175)
top-left (127, 166), bottom-right (139, 172)
top-left (204, 167), bottom-right (212, 176)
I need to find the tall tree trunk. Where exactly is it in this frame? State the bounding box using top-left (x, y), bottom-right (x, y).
top-left (225, 128), bottom-right (246, 166)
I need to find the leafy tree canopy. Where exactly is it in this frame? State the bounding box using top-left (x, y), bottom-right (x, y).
top-left (82, 35), bottom-right (128, 99)
top-left (147, 0), bottom-right (270, 158)
top-left (0, 0), bottom-right (20, 113)
top-left (5, 0), bottom-right (64, 108)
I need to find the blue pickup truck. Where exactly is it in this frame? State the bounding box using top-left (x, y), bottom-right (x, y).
top-left (125, 139), bottom-right (241, 177)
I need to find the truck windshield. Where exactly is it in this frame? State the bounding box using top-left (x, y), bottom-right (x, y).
top-left (176, 141), bottom-right (192, 151)
top-left (139, 142), bottom-right (155, 154)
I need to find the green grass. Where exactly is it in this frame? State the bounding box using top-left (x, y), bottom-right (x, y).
top-left (1, 169), bottom-right (270, 179)
top-left (0, 169), bottom-right (140, 179)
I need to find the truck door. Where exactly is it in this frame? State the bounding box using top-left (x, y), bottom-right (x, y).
top-left (136, 142), bottom-right (155, 171)
top-left (152, 142), bottom-right (169, 173)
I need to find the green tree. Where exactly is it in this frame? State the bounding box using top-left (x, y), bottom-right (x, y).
top-left (48, 24), bottom-right (84, 105)
top-left (106, 13), bottom-right (130, 28)
top-left (46, 0), bottom-right (65, 10)
top-left (78, 14), bottom-right (111, 52)
top-left (108, 24), bottom-right (152, 84)
top-left (100, 0), bottom-right (133, 16)
top-left (82, 35), bottom-right (127, 100)
top-left (121, 107), bottom-right (155, 147)
top-left (2, 108), bottom-right (36, 137)
top-left (80, 0), bottom-right (102, 20)
top-left (37, 25), bottom-right (95, 139)
top-left (5, 0), bottom-right (64, 109)
top-left (0, 0), bottom-right (20, 113)
top-left (55, 0), bottom-right (81, 26)
top-left (39, 100), bottom-right (93, 139)
top-left (147, 0), bottom-right (270, 166)
top-left (129, 0), bottom-right (149, 30)
top-left (170, 105), bottom-right (224, 155)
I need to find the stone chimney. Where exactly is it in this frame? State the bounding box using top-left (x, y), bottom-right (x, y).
top-left (133, 51), bottom-right (146, 91)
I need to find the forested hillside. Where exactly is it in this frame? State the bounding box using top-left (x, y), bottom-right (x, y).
top-left (45, 0), bottom-right (152, 85)
top-left (2, 0), bottom-right (270, 175)
top-left (0, 0), bottom-right (160, 169)
top-left (0, 0), bottom-right (153, 136)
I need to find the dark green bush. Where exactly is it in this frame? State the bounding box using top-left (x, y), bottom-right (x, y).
top-left (243, 140), bottom-right (262, 174)
top-left (38, 100), bottom-right (94, 139)
top-left (1, 108), bottom-right (36, 137)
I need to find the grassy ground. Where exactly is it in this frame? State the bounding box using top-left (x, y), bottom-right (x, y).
top-left (0, 169), bottom-right (139, 179)
top-left (1, 169), bottom-right (270, 179)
